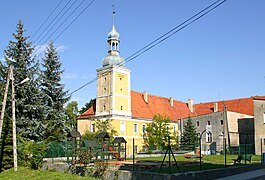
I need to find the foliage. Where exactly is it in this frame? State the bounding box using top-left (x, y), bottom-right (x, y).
top-left (180, 117), bottom-right (199, 150)
top-left (91, 161), bottom-right (108, 179)
top-left (18, 140), bottom-right (47, 169)
top-left (77, 149), bottom-right (93, 165)
top-left (40, 41), bottom-right (70, 141)
top-left (1, 20), bottom-right (45, 141)
top-left (143, 114), bottom-right (171, 150)
top-left (0, 118), bottom-right (13, 172)
top-left (65, 101), bottom-right (79, 131)
top-left (81, 119), bottom-right (118, 141)
top-left (82, 130), bottom-right (98, 141)
top-left (0, 166), bottom-right (99, 180)
top-left (94, 119), bottom-right (118, 136)
top-left (79, 99), bottom-right (95, 114)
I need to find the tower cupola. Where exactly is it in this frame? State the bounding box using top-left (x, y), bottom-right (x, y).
top-left (102, 9), bottom-right (125, 67)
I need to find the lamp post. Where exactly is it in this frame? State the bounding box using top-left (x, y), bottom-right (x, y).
top-left (0, 66), bottom-right (29, 171)
top-left (199, 129), bottom-right (206, 171)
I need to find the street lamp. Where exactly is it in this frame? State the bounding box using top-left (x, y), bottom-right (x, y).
top-left (0, 66), bottom-right (29, 171)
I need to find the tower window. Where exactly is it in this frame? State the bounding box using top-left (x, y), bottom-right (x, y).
top-left (120, 77), bottom-right (122, 81)
top-left (104, 77), bottom-right (107, 81)
top-left (207, 121), bottom-right (211, 125)
top-left (121, 106), bottom-right (123, 111)
top-left (220, 120), bottom-right (223, 125)
top-left (120, 88), bottom-right (123, 91)
top-left (197, 121), bottom-right (199, 127)
top-left (103, 105), bottom-right (106, 111)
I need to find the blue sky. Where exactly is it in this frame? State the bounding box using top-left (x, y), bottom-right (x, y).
top-left (1, 0), bottom-right (265, 109)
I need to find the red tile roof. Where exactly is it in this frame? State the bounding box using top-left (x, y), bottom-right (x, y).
top-left (78, 92), bottom-right (265, 120)
top-left (253, 96), bottom-right (265, 100)
top-left (78, 104), bottom-right (96, 119)
top-left (131, 91), bottom-right (193, 121)
top-left (193, 98), bottom-right (254, 116)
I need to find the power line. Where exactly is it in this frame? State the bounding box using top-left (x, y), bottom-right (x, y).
top-left (53, 0), bottom-right (96, 42)
top-left (34, 0), bottom-right (80, 46)
top-left (68, 0), bottom-right (227, 96)
top-left (34, 0), bottom-right (96, 59)
top-left (32, 0), bottom-right (72, 45)
top-left (30, 0), bottom-right (64, 41)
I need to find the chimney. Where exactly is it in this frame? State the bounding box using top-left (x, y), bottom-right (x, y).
top-left (214, 102), bottom-right (218, 112)
top-left (169, 97), bottom-right (174, 107)
top-left (143, 91), bottom-right (148, 103)
top-left (188, 99), bottom-right (194, 113)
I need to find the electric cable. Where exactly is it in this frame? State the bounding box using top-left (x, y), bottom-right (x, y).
top-left (68, 0), bottom-right (227, 96)
top-left (30, 0), bottom-right (64, 41)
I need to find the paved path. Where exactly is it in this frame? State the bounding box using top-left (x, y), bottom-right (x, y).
top-left (216, 168), bottom-right (265, 180)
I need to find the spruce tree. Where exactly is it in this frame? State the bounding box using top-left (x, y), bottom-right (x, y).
top-left (2, 20), bottom-right (45, 141)
top-left (40, 41), bottom-right (69, 141)
top-left (0, 20), bottom-right (45, 171)
top-left (180, 117), bottom-right (199, 150)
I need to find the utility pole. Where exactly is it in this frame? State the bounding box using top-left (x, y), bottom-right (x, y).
top-left (0, 66), bottom-right (28, 172)
top-left (10, 66), bottom-right (18, 171)
top-left (0, 67), bottom-right (11, 139)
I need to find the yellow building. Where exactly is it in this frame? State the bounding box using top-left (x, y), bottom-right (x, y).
top-left (77, 12), bottom-right (192, 155)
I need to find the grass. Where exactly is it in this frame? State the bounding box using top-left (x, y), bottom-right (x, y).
top-left (0, 167), bottom-right (99, 180)
top-left (130, 154), bottom-right (262, 174)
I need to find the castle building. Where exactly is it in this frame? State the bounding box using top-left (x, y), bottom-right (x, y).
top-left (77, 11), bottom-right (189, 155)
top-left (77, 11), bottom-right (265, 156)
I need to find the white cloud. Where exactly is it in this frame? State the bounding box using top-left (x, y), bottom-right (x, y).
top-left (34, 44), bottom-right (48, 57)
top-left (33, 43), bottom-right (68, 57)
top-left (63, 73), bottom-right (96, 80)
top-left (56, 44), bottom-right (67, 53)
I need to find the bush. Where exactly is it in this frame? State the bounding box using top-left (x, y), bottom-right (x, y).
top-left (18, 140), bottom-right (47, 169)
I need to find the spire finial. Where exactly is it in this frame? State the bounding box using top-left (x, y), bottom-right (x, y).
top-left (112, 5), bottom-right (115, 26)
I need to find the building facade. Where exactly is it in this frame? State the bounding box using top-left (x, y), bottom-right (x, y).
top-left (77, 11), bottom-right (265, 156)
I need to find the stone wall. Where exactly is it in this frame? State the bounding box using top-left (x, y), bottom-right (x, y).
top-left (254, 99), bottom-right (265, 155)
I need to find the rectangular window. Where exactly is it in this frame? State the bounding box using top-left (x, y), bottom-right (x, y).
top-left (263, 112), bottom-right (265, 123)
top-left (120, 122), bottom-right (125, 132)
top-left (207, 121), bottom-right (211, 125)
top-left (142, 124), bottom-right (146, 133)
top-left (220, 120), bottom-right (223, 125)
top-left (91, 123), bottom-right (95, 132)
top-left (206, 132), bottom-right (212, 143)
top-left (197, 121), bottom-right (199, 127)
top-left (134, 124), bottom-right (138, 133)
top-left (173, 126), bottom-right (176, 134)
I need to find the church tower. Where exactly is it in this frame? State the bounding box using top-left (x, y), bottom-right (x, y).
top-left (95, 10), bottom-right (131, 117)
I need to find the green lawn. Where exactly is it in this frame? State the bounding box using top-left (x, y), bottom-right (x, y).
top-left (0, 167), bottom-right (99, 180)
top-left (131, 154), bottom-right (262, 173)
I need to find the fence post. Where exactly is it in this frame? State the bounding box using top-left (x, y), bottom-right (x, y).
top-left (52, 142), bottom-right (54, 164)
top-left (224, 138), bottom-right (226, 168)
top-left (67, 141), bottom-right (69, 163)
top-left (261, 138), bottom-right (263, 163)
top-left (133, 138), bottom-right (135, 172)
